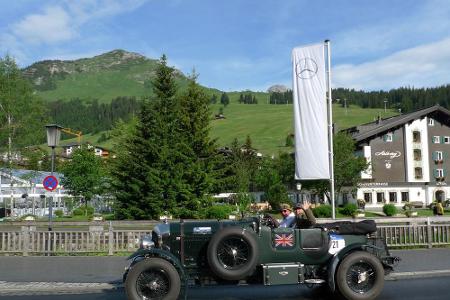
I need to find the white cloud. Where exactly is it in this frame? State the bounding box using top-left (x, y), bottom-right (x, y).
top-left (333, 37), bottom-right (450, 90)
top-left (334, 0), bottom-right (450, 60)
top-left (12, 6), bottom-right (75, 45)
top-left (65, 0), bottom-right (148, 24)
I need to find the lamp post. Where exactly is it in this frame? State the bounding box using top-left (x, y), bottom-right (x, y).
top-left (45, 124), bottom-right (62, 232)
top-left (296, 183), bottom-right (302, 204)
top-left (384, 99), bottom-right (388, 113)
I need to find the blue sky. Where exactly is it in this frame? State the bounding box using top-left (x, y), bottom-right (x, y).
top-left (1, 0), bottom-right (450, 92)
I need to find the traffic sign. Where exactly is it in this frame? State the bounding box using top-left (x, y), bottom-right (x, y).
top-left (43, 175), bottom-right (59, 192)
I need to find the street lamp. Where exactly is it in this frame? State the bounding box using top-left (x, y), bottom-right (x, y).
top-left (384, 99), bottom-right (388, 113)
top-left (45, 124), bottom-right (62, 232)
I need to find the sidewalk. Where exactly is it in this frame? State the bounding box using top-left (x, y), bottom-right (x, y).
top-left (0, 248), bottom-right (449, 293)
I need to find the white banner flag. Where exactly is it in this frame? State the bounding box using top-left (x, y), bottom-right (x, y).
top-left (292, 43), bottom-right (330, 180)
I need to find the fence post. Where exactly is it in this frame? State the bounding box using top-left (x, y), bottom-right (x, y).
top-left (108, 221), bottom-right (114, 256)
top-left (21, 226), bottom-right (29, 256)
top-left (427, 217), bottom-right (433, 249)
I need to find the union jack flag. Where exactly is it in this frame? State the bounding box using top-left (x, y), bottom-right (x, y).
top-left (274, 233), bottom-right (294, 247)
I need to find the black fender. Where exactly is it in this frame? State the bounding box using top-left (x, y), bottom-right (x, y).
top-left (124, 248), bottom-right (188, 300)
top-left (327, 243), bottom-right (365, 292)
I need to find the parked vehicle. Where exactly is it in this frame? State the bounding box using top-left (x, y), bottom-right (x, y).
top-left (123, 216), bottom-right (398, 300)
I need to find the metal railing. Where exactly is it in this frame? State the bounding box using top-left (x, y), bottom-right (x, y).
top-left (0, 218), bottom-right (449, 255)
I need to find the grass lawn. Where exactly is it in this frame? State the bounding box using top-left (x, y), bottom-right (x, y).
top-left (415, 209), bottom-right (450, 217)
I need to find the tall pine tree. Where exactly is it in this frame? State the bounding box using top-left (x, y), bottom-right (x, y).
top-left (112, 57), bottom-right (218, 219)
top-left (112, 55), bottom-right (178, 219)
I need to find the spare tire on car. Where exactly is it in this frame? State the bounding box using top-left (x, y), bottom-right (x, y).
top-left (207, 226), bottom-right (259, 281)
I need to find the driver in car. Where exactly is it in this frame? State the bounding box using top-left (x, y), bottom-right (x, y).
top-left (293, 201), bottom-right (316, 229)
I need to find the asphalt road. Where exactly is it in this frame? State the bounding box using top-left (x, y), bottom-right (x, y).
top-left (1, 277), bottom-right (450, 300)
top-left (1, 248), bottom-right (450, 283)
top-left (0, 248), bottom-right (449, 299)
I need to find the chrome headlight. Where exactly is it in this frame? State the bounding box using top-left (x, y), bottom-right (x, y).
top-left (139, 235), bottom-right (155, 249)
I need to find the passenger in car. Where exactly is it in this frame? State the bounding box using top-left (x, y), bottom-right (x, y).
top-left (293, 201), bottom-right (316, 229)
top-left (278, 203), bottom-right (296, 228)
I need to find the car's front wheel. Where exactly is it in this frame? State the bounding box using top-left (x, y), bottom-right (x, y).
top-left (125, 257), bottom-right (181, 300)
top-left (336, 251), bottom-right (384, 300)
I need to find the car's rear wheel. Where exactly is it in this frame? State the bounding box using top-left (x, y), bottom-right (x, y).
top-left (125, 257), bottom-right (181, 300)
top-left (336, 251), bottom-right (384, 300)
top-left (207, 226), bottom-right (258, 281)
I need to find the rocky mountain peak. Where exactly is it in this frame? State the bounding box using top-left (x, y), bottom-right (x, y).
top-left (267, 84), bottom-right (289, 93)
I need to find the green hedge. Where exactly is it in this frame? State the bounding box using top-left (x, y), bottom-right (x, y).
top-left (72, 206), bottom-right (94, 217)
top-left (340, 203), bottom-right (358, 216)
top-left (312, 205), bottom-right (332, 218)
top-left (205, 205), bottom-right (235, 220)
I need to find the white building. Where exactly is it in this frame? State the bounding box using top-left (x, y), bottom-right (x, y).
top-left (344, 105), bottom-right (450, 208)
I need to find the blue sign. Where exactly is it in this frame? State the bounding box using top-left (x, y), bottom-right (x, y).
top-left (43, 175), bottom-right (58, 191)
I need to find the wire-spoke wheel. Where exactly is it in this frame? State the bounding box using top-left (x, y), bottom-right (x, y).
top-left (208, 227), bottom-right (259, 281)
top-left (125, 258), bottom-right (181, 300)
top-left (136, 268), bottom-right (170, 299)
top-left (336, 251), bottom-right (384, 300)
top-left (217, 237), bottom-right (250, 270)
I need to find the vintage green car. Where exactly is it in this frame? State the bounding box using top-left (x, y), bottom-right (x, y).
top-left (123, 217), bottom-right (398, 300)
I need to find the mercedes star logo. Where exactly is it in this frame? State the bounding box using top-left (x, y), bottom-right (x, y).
top-left (295, 58), bottom-right (318, 79)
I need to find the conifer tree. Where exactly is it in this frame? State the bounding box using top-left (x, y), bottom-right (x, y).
top-left (112, 55), bottom-right (178, 219)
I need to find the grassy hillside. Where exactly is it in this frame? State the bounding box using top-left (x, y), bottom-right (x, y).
top-left (26, 50), bottom-right (397, 155)
top-left (23, 50), bottom-right (201, 102)
top-left (61, 100), bottom-right (397, 156)
top-left (210, 98), bottom-right (397, 155)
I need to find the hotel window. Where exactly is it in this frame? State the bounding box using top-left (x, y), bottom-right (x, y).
top-left (428, 118), bottom-right (434, 126)
top-left (376, 192), bottom-right (385, 203)
top-left (384, 133), bottom-right (393, 142)
top-left (364, 192), bottom-right (372, 203)
top-left (413, 149), bottom-right (422, 161)
top-left (435, 168), bottom-right (445, 178)
top-left (445, 136), bottom-right (450, 144)
top-left (413, 131), bottom-right (421, 143)
top-left (401, 192), bottom-right (409, 202)
top-left (434, 151), bottom-right (443, 162)
top-left (433, 136), bottom-right (441, 144)
top-left (389, 192), bottom-right (397, 203)
top-left (414, 167), bottom-right (423, 179)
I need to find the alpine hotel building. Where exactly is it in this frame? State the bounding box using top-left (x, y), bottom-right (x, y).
top-left (346, 105), bottom-right (450, 208)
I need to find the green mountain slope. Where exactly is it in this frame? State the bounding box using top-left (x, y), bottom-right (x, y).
top-left (22, 49), bottom-right (196, 102)
top-left (24, 50), bottom-right (398, 155)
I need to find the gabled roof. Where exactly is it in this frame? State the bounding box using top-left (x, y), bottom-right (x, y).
top-left (344, 104), bottom-right (450, 143)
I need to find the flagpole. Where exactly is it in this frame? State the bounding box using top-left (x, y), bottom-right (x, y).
top-left (325, 39), bottom-right (336, 219)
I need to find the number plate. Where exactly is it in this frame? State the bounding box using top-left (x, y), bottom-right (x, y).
top-left (328, 233), bottom-right (345, 254)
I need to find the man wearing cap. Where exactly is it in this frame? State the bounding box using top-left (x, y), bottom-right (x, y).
top-left (293, 201), bottom-right (316, 229)
top-left (278, 203), bottom-right (296, 228)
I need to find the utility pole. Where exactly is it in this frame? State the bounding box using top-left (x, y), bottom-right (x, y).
top-left (384, 98), bottom-right (388, 113)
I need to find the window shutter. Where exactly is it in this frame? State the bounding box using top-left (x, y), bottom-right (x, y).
top-left (444, 169), bottom-right (447, 177)
top-left (432, 152), bottom-right (436, 160)
top-left (432, 137), bottom-right (435, 144)
top-left (434, 169), bottom-right (438, 178)
top-left (383, 135), bottom-right (387, 142)
top-left (441, 136), bottom-right (445, 144)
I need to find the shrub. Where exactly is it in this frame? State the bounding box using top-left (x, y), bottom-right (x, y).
top-left (72, 208), bottom-right (84, 216)
top-left (383, 204), bottom-right (397, 216)
top-left (54, 210), bottom-right (64, 218)
top-left (340, 203), bottom-right (358, 216)
top-left (205, 205), bottom-right (235, 220)
top-left (72, 206), bottom-right (94, 217)
top-left (312, 205), bottom-right (332, 218)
